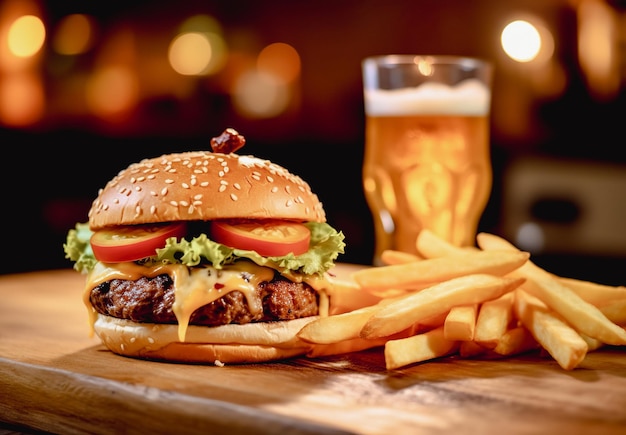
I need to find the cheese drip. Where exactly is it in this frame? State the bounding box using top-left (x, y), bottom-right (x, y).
top-left (84, 261), bottom-right (330, 342)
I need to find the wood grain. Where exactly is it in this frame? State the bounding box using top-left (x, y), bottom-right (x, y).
top-left (1, 268), bottom-right (626, 434)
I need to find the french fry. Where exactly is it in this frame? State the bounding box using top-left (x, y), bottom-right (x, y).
top-left (326, 276), bottom-right (382, 315)
top-left (361, 274), bottom-right (525, 339)
top-left (599, 300), bottom-right (626, 325)
top-left (474, 292), bottom-right (515, 348)
top-left (579, 333), bottom-right (604, 352)
top-left (459, 340), bottom-right (487, 358)
top-left (307, 337), bottom-right (390, 358)
top-left (384, 326), bottom-right (458, 370)
top-left (558, 277), bottom-right (626, 306)
top-left (444, 304), bottom-right (478, 341)
top-left (492, 326), bottom-right (538, 356)
top-left (415, 228), bottom-right (475, 258)
top-left (353, 250), bottom-right (529, 292)
top-left (380, 249), bottom-right (423, 265)
top-left (514, 289), bottom-right (588, 370)
top-left (297, 304), bottom-right (382, 344)
top-left (477, 232), bottom-right (626, 346)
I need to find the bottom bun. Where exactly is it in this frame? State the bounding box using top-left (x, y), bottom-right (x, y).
top-left (94, 314), bottom-right (316, 364)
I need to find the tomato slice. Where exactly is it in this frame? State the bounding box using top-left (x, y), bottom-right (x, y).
top-left (210, 220), bottom-right (311, 257)
top-left (90, 222), bottom-right (187, 263)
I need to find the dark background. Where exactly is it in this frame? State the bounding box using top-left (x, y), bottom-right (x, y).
top-left (2, 0), bottom-right (625, 285)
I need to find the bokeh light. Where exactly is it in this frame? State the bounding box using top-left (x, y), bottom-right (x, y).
top-left (85, 66), bottom-right (139, 117)
top-left (232, 70), bottom-right (289, 118)
top-left (169, 32), bottom-right (212, 76)
top-left (52, 14), bottom-right (95, 55)
top-left (257, 42), bottom-right (301, 83)
top-left (501, 20), bottom-right (541, 62)
top-left (7, 14), bottom-right (45, 58)
top-left (0, 72), bottom-right (44, 125)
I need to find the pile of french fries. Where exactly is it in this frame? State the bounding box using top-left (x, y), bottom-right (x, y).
top-left (298, 230), bottom-right (626, 371)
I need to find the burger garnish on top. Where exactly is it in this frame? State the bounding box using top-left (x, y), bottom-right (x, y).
top-left (64, 128), bottom-right (346, 364)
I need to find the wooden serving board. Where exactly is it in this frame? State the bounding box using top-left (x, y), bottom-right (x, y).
top-left (1, 267), bottom-right (626, 434)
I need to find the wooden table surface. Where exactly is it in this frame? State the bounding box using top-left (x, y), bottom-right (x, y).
top-left (1, 267), bottom-right (625, 435)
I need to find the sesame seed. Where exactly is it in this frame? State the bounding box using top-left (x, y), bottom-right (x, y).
top-left (150, 191), bottom-right (157, 196)
top-left (200, 181), bottom-right (209, 187)
top-left (137, 176), bottom-right (145, 182)
top-left (170, 201), bottom-right (178, 207)
top-left (271, 187), bottom-right (278, 193)
top-left (267, 176), bottom-right (274, 183)
top-left (219, 171), bottom-right (225, 177)
top-left (148, 337), bottom-right (155, 344)
top-left (135, 186), bottom-right (142, 192)
top-left (121, 343), bottom-right (126, 351)
top-left (230, 193), bottom-right (238, 201)
top-left (113, 198), bottom-right (120, 204)
top-left (286, 199), bottom-right (293, 207)
top-left (182, 183), bottom-right (190, 189)
top-left (130, 337), bottom-right (136, 343)
top-left (285, 186), bottom-right (291, 194)
top-left (218, 185), bottom-right (227, 193)
top-left (188, 205), bottom-right (194, 213)
top-left (161, 187), bottom-right (168, 196)
top-left (165, 179), bottom-right (174, 184)
top-left (233, 183), bottom-right (241, 190)
top-left (135, 205), bottom-right (142, 215)
top-left (180, 200), bottom-right (189, 207)
top-left (130, 177), bottom-right (136, 183)
top-left (147, 175), bottom-right (156, 180)
top-left (150, 205), bottom-right (156, 215)
top-left (193, 194), bottom-right (202, 200)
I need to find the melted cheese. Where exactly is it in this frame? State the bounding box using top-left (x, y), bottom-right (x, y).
top-left (85, 262), bottom-right (331, 342)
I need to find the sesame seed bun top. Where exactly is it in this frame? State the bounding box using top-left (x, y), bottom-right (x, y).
top-left (88, 151), bottom-right (326, 230)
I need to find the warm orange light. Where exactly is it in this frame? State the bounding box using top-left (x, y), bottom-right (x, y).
top-left (7, 15), bottom-right (45, 58)
top-left (168, 30), bottom-right (227, 76)
top-left (257, 42), bottom-right (300, 83)
top-left (501, 20), bottom-right (541, 62)
top-left (52, 14), bottom-right (95, 55)
top-left (169, 32), bottom-right (212, 76)
top-left (85, 66), bottom-right (139, 117)
top-left (0, 72), bottom-right (44, 126)
top-left (578, 0), bottom-right (619, 100)
top-left (232, 70), bottom-right (290, 118)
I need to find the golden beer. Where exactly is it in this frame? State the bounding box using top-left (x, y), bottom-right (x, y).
top-left (362, 56), bottom-right (492, 264)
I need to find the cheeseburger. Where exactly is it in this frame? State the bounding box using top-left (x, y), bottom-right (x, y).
top-left (64, 129), bottom-right (345, 364)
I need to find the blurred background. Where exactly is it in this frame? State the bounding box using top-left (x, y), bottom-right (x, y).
top-left (1, 0), bottom-right (625, 284)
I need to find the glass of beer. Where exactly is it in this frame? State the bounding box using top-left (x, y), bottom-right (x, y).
top-left (362, 55), bottom-right (493, 264)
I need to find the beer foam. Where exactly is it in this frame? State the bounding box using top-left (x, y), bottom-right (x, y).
top-left (364, 79), bottom-right (490, 116)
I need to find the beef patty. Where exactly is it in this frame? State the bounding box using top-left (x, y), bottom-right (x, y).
top-left (89, 273), bottom-right (319, 327)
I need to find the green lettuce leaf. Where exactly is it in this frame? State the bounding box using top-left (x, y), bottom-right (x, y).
top-left (63, 221), bottom-right (346, 276)
top-left (63, 222), bottom-right (98, 274)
